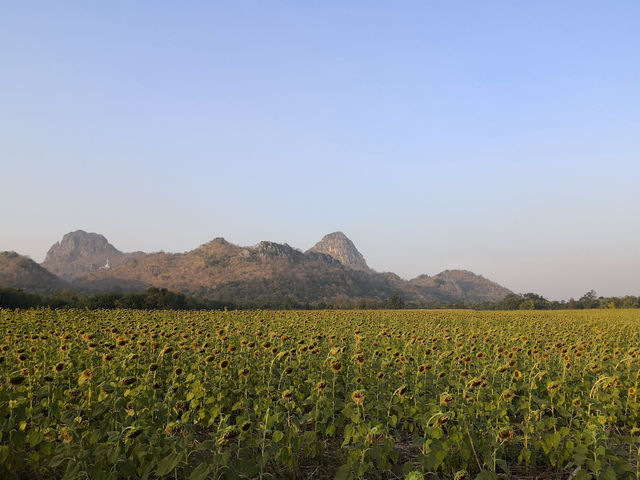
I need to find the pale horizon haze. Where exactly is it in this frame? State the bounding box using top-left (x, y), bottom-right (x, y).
top-left (1, 2), bottom-right (639, 301)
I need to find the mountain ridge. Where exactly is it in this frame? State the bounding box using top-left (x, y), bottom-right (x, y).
top-left (2, 230), bottom-right (512, 304)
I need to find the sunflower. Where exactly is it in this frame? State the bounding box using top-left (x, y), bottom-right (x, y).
top-left (513, 370), bottom-right (522, 380)
top-left (126, 428), bottom-right (143, 441)
top-left (501, 391), bottom-right (515, 402)
top-left (547, 382), bottom-right (560, 392)
top-left (498, 429), bottom-right (514, 441)
top-left (219, 359), bottom-right (229, 370)
top-left (440, 393), bottom-right (454, 405)
top-left (9, 375), bottom-right (26, 386)
top-left (351, 390), bottom-right (365, 406)
top-left (394, 385), bottom-right (408, 398)
top-left (435, 415), bottom-right (450, 426)
top-left (330, 360), bottom-right (342, 374)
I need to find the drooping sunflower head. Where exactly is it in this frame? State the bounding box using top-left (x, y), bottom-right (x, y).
top-left (439, 393), bottom-right (454, 406)
top-left (9, 375), bottom-right (26, 387)
top-left (435, 414), bottom-right (450, 426)
top-left (121, 377), bottom-right (136, 386)
top-left (330, 360), bottom-right (342, 374)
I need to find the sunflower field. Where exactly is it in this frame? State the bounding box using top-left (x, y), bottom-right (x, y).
top-left (1, 308), bottom-right (639, 479)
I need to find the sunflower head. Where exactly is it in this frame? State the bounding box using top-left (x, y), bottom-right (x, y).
top-left (9, 375), bottom-right (26, 387)
top-left (351, 390), bottom-right (365, 406)
top-left (439, 393), bottom-right (454, 405)
top-left (330, 360), bottom-right (342, 374)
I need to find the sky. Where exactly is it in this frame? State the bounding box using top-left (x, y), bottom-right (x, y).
top-left (1, 1), bottom-right (639, 300)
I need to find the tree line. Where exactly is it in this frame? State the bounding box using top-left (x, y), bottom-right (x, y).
top-left (1, 285), bottom-right (638, 311)
top-left (475, 290), bottom-right (640, 310)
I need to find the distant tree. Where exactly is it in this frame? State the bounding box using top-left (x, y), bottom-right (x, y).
top-left (578, 290), bottom-right (599, 309)
top-left (49, 290), bottom-right (78, 308)
top-left (387, 293), bottom-right (405, 309)
top-left (519, 299), bottom-right (535, 310)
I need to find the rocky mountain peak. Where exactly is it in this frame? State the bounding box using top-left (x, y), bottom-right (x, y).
top-left (42, 230), bottom-right (128, 281)
top-left (255, 241), bottom-right (302, 261)
top-left (307, 232), bottom-right (369, 271)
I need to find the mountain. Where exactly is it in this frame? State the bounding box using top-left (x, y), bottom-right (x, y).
top-left (71, 237), bottom-right (399, 303)
top-left (409, 270), bottom-right (511, 303)
top-left (0, 252), bottom-right (70, 295)
top-left (41, 230), bottom-right (133, 281)
top-left (307, 232), bottom-right (369, 271)
top-left (31, 230), bottom-right (511, 305)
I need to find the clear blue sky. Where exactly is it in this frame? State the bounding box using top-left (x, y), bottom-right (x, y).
top-left (1, 2), bottom-right (638, 300)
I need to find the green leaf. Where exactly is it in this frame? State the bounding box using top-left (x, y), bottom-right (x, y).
top-left (28, 429), bottom-right (44, 447)
top-left (155, 453), bottom-right (181, 476)
top-left (0, 445), bottom-right (9, 464)
top-left (189, 464), bottom-right (212, 480)
top-left (405, 471), bottom-right (425, 480)
top-left (272, 430), bottom-right (284, 443)
top-left (475, 471), bottom-right (498, 480)
top-left (600, 467), bottom-right (616, 480)
top-left (334, 464), bottom-right (352, 480)
top-left (390, 414), bottom-right (398, 427)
